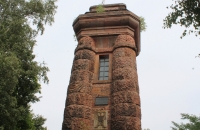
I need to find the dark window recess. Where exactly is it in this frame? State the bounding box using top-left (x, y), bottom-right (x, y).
top-left (95, 97), bottom-right (109, 105)
top-left (99, 55), bottom-right (109, 80)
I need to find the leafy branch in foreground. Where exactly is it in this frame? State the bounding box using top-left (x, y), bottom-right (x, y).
top-left (0, 0), bottom-right (57, 129)
top-left (163, 0), bottom-right (200, 38)
top-left (171, 113), bottom-right (200, 130)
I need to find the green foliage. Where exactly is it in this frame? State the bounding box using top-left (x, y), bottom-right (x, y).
top-left (96, 4), bottom-right (105, 13)
top-left (163, 0), bottom-right (200, 38)
top-left (171, 113), bottom-right (200, 130)
top-left (33, 114), bottom-right (47, 130)
top-left (0, 0), bottom-right (57, 129)
top-left (140, 16), bottom-right (147, 32)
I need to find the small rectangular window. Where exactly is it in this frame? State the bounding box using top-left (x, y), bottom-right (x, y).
top-left (99, 55), bottom-right (109, 80)
top-left (95, 97), bottom-right (109, 105)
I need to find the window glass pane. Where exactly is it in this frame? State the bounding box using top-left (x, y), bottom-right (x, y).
top-left (105, 57), bottom-right (109, 61)
top-left (104, 72), bottom-right (108, 77)
top-left (100, 67), bottom-right (104, 71)
top-left (100, 59), bottom-right (104, 62)
top-left (95, 97), bottom-right (108, 105)
top-left (100, 72), bottom-right (104, 76)
top-left (104, 77), bottom-right (108, 80)
top-left (100, 62), bottom-right (104, 67)
top-left (99, 77), bottom-right (104, 80)
top-left (105, 61), bottom-right (109, 66)
top-left (99, 55), bottom-right (109, 81)
top-left (104, 67), bottom-right (109, 71)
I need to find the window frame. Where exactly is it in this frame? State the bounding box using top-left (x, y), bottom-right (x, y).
top-left (95, 97), bottom-right (109, 106)
top-left (93, 53), bottom-right (112, 83)
top-left (98, 55), bottom-right (109, 81)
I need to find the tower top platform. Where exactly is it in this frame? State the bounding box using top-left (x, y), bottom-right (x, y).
top-left (73, 3), bottom-right (141, 55)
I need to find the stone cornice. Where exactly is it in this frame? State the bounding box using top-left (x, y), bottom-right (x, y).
top-left (73, 3), bottom-right (141, 56)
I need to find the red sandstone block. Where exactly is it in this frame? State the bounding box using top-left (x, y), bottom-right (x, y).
top-left (112, 56), bottom-right (135, 70)
top-left (111, 103), bottom-right (140, 118)
top-left (111, 79), bottom-right (137, 93)
top-left (113, 47), bottom-right (136, 58)
top-left (112, 68), bottom-right (137, 80)
top-left (62, 117), bottom-right (91, 130)
top-left (66, 93), bottom-right (92, 107)
top-left (111, 91), bottom-right (140, 105)
top-left (111, 116), bottom-right (141, 130)
top-left (67, 81), bottom-right (92, 94)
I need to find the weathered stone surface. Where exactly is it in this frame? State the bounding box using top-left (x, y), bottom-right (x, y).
top-left (113, 47), bottom-right (136, 58)
top-left (67, 82), bottom-right (92, 94)
top-left (74, 50), bottom-right (95, 62)
top-left (75, 36), bottom-right (95, 53)
top-left (66, 93), bottom-right (92, 107)
top-left (63, 37), bottom-right (95, 130)
top-left (110, 34), bottom-right (141, 130)
top-left (112, 56), bottom-right (135, 70)
top-left (111, 79), bottom-right (139, 93)
top-left (112, 68), bottom-right (137, 80)
top-left (62, 117), bottom-right (91, 130)
top-left (114, 35), bottom-right (136, 51)
top-left (111, 103), bottom-right (141, 118)
top-left (69, 70), bottom-right (93, 84)
top-left (64, 105), bottom-right (92, 119)
top-left (111, 91), bottom-right (140, 105)
top-left (111, 117), bottom-right (141, 130)
top-left (92, 84), bottom-right (111, 96)
top-left (72, 59), bottom-right (94, 73)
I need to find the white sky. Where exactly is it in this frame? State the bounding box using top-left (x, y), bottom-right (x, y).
top-left (32, 0), bottom-right (200, 130)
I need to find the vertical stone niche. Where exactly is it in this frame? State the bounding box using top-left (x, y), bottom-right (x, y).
top-left (62, 3), bottom-right (141, 130)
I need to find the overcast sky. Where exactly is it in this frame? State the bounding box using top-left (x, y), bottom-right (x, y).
top-left (32, 0), bottom-right (200, 130)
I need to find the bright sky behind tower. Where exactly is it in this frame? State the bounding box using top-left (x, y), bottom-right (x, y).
top-left (32, 0), bottom-right (200, 129)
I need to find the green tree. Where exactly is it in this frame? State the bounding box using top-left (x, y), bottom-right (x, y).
top-left (33, 114), bottom-right (47, 130)
top-left (0, 0), bottom-right (57, 129)
top-left (163, 0), bottom-right (200, 38)
top-left (171, 113), bottom-right (200, 130)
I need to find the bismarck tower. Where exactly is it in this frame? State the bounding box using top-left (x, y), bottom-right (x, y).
top-left (62, 3), bottom-right (141, 130)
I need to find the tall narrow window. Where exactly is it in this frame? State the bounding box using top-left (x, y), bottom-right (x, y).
top-left (99, 55), bottom-right (109, 80)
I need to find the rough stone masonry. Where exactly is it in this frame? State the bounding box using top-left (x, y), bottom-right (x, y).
top-left (62, 3), bottom-right (141, 130)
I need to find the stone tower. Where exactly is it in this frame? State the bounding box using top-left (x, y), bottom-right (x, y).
top-left (62, 3), bottom-right (141, 130)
